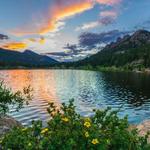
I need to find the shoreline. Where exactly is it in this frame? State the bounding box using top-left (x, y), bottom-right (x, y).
top-left (0, 66), bottom-right (150, 74)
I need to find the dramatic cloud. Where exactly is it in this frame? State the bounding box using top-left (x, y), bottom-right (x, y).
top-left (76, 2), bottom-right (121, 31)
top-left (0, 34), bottom-right (9, 40)
top-left (96, 0), bottom-right (121, 5)
top-left (39, 0), bottom-right (93, 34)
top-left (100, 10), bottom-right (118, 18)
top-left (28, 37), bottom-right (45, 44)
top-left (76, 21), bottom-right (99, 31)
top-left (75, 15), bottom-right (116, 31)
top-left (0, 42), bottom-right (27, 51)
top-left (2, 0), bottom-right (123, 53)
top-left (45, 29), bottom-right (129, 62)
top-left (79, 30), bottom-right (129, 47)
top-left (0, 36), bottom-right (47, 51)
top-left (10, 0), bottom-right (123, 36)
top-left (45, 44), bottom-right (100, 62)
top-left (11, 0), bottom-right (93, 36)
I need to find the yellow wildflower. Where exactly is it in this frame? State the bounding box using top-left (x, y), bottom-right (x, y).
top-left (91, 138), bottom-right (99, 145)
top-left (62, 117), bottom-right (69, 122)
top-left (84, 121), bottom-right (91, 128)
top-left (41, 128), bottom-right (49, 134)
top-left (85, 132), bottom-right (89, 138)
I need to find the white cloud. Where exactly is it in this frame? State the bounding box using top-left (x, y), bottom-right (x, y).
top-left (76, 21), bottom-right (100, 31)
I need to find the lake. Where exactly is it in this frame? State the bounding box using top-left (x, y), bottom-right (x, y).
top-left (0, 69), bottom-right (150, 126)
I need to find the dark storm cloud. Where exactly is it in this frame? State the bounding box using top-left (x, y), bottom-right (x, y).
top-left (0, 34), bottom-right (9, 40)
top-left (79, 30), bottom-right (129, 47)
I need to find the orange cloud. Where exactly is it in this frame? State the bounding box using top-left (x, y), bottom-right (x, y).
top-left (10, 0), bottom-right (122, 36)
top-left (39, 1), bottom-right (93, 34)
top-left (29, 38), bottom-right (36, 42)
top-left (28, 37), bottom-right (45, 44)
top-left (39, 37), bottom-right (45, 44)
top-left (11, 1), bottom-right (93, 36)
top-left (0, 42), bottom-right (27, 51)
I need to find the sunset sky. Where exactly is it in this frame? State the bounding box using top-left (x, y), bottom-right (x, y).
top-left (0, 0), bottom-right (150, 55)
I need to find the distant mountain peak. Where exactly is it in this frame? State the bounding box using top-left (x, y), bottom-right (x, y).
top-left (104, 29), bottom-right (150, 50)
top-left (130, 29), bottom-right (150, 42)
top-left (134, 29), bottom-right (150, 35)
top-left (23, 50), bottom-right (37, 55)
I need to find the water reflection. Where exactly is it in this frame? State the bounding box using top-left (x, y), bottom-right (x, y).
top-left (0, 69), bottom-right (150, 125)
top-left (0, 70), bottom-right (60, 125)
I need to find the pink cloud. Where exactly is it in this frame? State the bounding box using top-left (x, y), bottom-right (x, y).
top-left (96, 0), bottom-right (121, 5)
top-left (100, 10), bottom-right (118, 18)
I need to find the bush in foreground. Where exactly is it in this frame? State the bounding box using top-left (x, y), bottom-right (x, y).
top-left (0, 82), bottom-right (32, 116)
top-left (0, 100), bottom-right (150, 150)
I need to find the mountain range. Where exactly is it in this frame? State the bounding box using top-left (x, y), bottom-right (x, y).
top-left (73, 30), bottom-right (150, 69)
top-left (0, 29), bottom-right (150, 69)
top-left (0, 49), bottom-right (58, 67)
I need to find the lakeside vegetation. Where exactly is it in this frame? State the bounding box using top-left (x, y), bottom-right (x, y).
top-left (0, 82), bottom-right (32, 116)
top-left (48, 63), bottom-right (148, 74)
top-left (77, 65), bottom-right (148, 73)
top-left (0, 83), bottom-right (150, 149)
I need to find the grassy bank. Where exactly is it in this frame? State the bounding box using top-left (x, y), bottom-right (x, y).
top-left (74, 64), bottom-right (150, 74)
top-left (0, 62), bottom-right (149, 75)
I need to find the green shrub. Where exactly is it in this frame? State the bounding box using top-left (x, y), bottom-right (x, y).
top-left (0, 82), bottom-right (32, 116)
top-left (1, 100), bottom-right (150, 150)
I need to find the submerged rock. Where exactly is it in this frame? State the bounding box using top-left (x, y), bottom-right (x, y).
top-left (0, 115), bottom-right (22, 136)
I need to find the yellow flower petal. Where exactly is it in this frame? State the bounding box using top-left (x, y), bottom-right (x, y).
top-left (41, 128), bottom-right (49, 134)
top-left (91, 138), bottom-right (99, 145)
top-left (85, 132), bottom-right (89, 138)
top-left (62, 117), bottom-right (69, 122)
top-left (84, 122), bottom-right (91, 128)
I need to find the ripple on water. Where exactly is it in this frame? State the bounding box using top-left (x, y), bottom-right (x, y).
top-left (0, 69), bottom-right (150, 125)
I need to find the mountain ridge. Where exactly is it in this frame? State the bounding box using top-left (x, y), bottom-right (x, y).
top-left (0, 48), bottom-right (58, 67)
top-left (73, 29), bottom-right (150, 69)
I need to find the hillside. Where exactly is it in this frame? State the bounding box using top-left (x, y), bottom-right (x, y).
top-left (74, 30), bottom-right (150, 69)
top-left (0, 49), bottom-right (58, 67)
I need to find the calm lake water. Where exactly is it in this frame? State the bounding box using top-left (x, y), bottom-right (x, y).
top-left (0, 69), bottom-right (150, 126)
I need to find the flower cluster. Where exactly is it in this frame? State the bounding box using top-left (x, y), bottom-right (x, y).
top-left (0, 100), bottom-right (150, 150)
